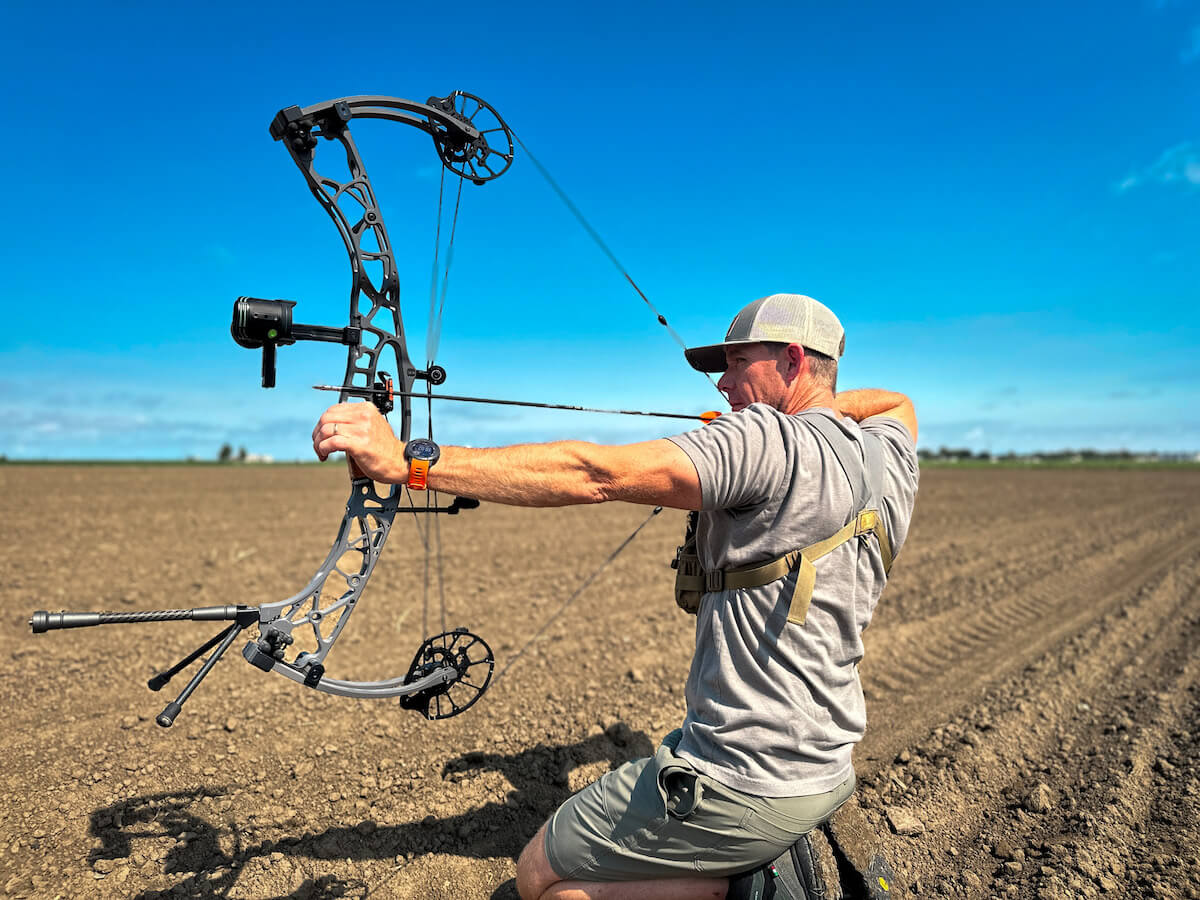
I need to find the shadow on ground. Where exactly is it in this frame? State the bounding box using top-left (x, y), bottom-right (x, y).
top-left (88, 726), bottom-right (654, 899)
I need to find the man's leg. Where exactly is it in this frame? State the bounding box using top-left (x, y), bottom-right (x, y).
top-left (517, 736), bottom-right (852, 896)
top-left (515, 822), bottom-right (728, 900)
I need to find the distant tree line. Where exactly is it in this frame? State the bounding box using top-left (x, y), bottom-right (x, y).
top-left (218, 444), bottom-right (248, 463)
top-left (917, 447), bottom-right (1197, 463)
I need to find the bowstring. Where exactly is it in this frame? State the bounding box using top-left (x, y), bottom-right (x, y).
top-left (469, 134), bottom-right (720, 687)
top-left (510, 131), bottom-right (723, 398)
top-left (417, 167), bottom-right (466, 640)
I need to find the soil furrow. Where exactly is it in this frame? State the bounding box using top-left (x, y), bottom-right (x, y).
top-left (858, 544), bottom-right (1200, 898)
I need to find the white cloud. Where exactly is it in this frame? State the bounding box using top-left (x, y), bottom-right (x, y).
top-left (1117, 142), bottom-right (1200, 192)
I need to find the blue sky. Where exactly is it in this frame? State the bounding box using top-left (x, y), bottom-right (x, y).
top-left (0, 0), bottom-right (1196, 460)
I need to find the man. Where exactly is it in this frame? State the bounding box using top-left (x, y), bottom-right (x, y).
top-left (313, 293), bottom-right (919, 900)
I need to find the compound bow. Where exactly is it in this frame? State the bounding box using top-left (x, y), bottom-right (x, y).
top-left (31, 91), bottom-right (514, 726)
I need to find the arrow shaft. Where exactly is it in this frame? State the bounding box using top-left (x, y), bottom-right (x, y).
top-left (313, 385), bottom-right (717, 422)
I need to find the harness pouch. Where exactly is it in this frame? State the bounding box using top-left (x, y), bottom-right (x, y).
top-left (671, 511), bottom-right (704, 615)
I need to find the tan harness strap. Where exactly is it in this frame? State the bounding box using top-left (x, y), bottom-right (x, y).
top-left (671, 416), bottom-right (896, 623)
top-left (872, 511), bottom-right (894, 573)
top-left (786, 509), bottom-right (886, 624)
top-left (706, 551), bottom-right (796, 592)
top-left (700, 509), bottom-right (893, 625)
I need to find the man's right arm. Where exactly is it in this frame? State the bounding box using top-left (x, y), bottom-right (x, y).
top-left (834, 389), bottom-right (918, 442)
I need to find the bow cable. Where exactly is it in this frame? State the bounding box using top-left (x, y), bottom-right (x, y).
top-left (426, 167), bottom-right (465, 370)
top-left (426, 175), bottom-right (466, 640)
top-left (492, 505), bottom-right (664, 686)
top-left (413, 167), bottom-right (467, 649)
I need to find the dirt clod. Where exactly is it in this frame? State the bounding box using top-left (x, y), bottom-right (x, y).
top-left (1025, 783), bottom-right (1056, 813)
top-left (887, 808), bottom-right (925, 836)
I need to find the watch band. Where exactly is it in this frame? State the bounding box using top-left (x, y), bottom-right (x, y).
top-left (408, 458), bottom-right (431, 491)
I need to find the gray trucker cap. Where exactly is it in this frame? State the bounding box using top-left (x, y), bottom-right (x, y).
top-left (684, 293), bottom-right (845, 373)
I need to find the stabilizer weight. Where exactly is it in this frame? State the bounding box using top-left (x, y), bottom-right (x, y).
top-left (30, 611), bottom-right (101, 632)
top-left (156, 701), bottom-right (183, 728)
top-left (30, 606), bottom-right (254, 633)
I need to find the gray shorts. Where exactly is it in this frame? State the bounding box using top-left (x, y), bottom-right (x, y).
top-left (544, 731), bottom-right (855, 881)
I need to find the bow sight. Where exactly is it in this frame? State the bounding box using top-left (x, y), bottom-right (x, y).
top-left (231, 297), bottom-right (360, 390)
top-left (231, 295), bottom-right (447, 408)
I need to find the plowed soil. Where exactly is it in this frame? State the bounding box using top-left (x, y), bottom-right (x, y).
top-left (1, 465), bottom-right (1198, 900)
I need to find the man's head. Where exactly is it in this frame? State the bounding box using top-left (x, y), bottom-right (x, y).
top-left (685, 294), bottom-right (843, 413)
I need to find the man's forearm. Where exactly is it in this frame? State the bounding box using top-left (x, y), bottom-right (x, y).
top-left (313, 402), bottom-right (703, 509)
top-left (835, 389), bottom-right (918, 440)
top-left (409, 438), bottom-right (703, 510)
top-left (423, 441), bottom-right (610, 507)
top-left (835, 389), bottom-right (907, 421)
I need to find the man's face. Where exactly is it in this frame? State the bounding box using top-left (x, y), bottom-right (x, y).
top-left (716, 343), bottom-right (794, 412)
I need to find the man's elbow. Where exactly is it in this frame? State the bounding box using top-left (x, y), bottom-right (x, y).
top-left (868, 396), bottom-right (918, 443)
top-left (561, 443), bottom-right (621, 505)
top-left (896, 398), bottom-right (918, 442)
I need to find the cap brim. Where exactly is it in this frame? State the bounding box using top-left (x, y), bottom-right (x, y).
top-left (684, 343), bottom-right (729, 373)
top-left (685, 339), bottom-right (770, 373)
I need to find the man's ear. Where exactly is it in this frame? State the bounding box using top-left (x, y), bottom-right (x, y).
top-left (784, 343), bottom-right (807, 382)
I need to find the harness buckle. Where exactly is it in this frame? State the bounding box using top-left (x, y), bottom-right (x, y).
top-left (854, 509), bottom-right (878, 536)
top-left (704, 569), bottom-right (725, 592)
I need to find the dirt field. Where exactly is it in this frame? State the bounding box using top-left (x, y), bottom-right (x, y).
top-left (1, 464), bottom-right (1198, 899)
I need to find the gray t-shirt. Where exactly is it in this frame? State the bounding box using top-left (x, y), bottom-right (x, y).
top-left (666, 404), bottom-right (919, 797)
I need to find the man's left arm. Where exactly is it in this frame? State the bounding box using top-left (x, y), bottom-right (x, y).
top-left (313, 402), bottom-right (702, 510)
top-left (834, 388), bottom-right (918, 442)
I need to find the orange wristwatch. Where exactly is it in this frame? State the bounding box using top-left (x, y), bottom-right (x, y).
top-left (403, 438), bottom-right (440, 491)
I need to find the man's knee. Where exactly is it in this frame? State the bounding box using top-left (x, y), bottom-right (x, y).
top-left (516, 821), bottom-right (559, 900)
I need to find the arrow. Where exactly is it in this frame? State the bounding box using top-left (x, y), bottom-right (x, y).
top-left (312, 384), bottom-right (721, 423)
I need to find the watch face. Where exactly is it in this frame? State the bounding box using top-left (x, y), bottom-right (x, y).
top-left (406, 438), bottom-right (439, 462)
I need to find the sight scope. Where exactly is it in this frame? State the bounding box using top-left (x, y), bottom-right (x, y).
top-left (230, 297), bottom-right (359, 388)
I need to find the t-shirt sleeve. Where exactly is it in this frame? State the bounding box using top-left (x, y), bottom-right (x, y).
top-left (860, 415), bottom-right (920, 556)
top-left (666, 404), bottom-right (788, 511)
top-left (861, 415), bottom-right (918, 480)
